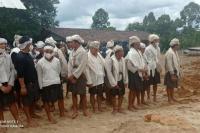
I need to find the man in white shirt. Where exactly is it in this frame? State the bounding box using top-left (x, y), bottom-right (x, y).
top-left (105, 45), bottom-right (128, 114)
top-left (126, 36), bottom-right (146, 111)
top-left (144, 34), bottom-right (162, 102)
top-left (164, 38), bottom-right (181, 103)
top-left (0, 38), bottom-right (23, 131)
top-left (68, 35), bottom-right (89, 119)
top-left (87, 41), bottom-right (105, 113)
top-left (36, 44), bottom-right (65, 123)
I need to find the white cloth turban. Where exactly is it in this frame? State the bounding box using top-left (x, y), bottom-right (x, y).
top-left (170, 38), bottom-right (180, 47)
top-left (148, 34), bottom-right (159, 43)
top-left (18, 38), bottom-right (32, 50)
top-left (45, 37), bottom-right (57, 47)
top-left (44, 45), bottom-right (54, 51)
top-left (35, 41), bottom-right (45, 48)
top-left (140, 43), bottom-right (146, 49)
top-left (0, 38), bottom-right (7, 44)
top-left (129, 36), bottom-right (140, 46)
top-left (13, 34), bottom-right (22, 47)
top-left (106, 40), bottom-right (114, 48)
top-left (71, 35), bottom-right (84, 44)
top-left (113, 45), bottom-right (123, 53)
top-left (89, 41), bottom-right (100, 49)
top-left (66, 36), bottom-right (73, 43)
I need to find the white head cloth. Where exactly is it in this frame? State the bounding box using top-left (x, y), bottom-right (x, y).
top-left (113, 45), bottom-right (123, 53)
top-left (129, 36), bottom-right (140, 47)
top-left (148, 34), bottom-right (159, 43)
top-left (44, 45), bottom-right (54, 51)
top-left (0, 38), bottom-right (7, 44)
top-left (71, 34), bottom-right (84, 44)
top-left (106, 40), bottom-right (114, 48)
top-left (45, 37), bottom-right (57, 47)
top-left (66, 36), bottom-right (73, 43)
top-left (89, 41), bottom-right (100, 49)
top-left (35, 41), bottom-right (45, 48)
top-left (13, 34), bottom-right (22, 47)
top-left (169, 38), bottom-right (180, 47)
top-left (18, 38), bottom-right (32, 49)
top-left (140, 42), bottom-right (146, 49)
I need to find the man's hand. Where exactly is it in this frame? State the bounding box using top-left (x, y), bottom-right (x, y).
top-left (171, 74), bottom-right (177, 82)
top-left (20, 86), bottom-right (28, 96)
top-left (114, 85), bottom-right (119, 89)
top-left (68, 75), bottom-right (77, 84)
top-left (124, 84), bottom-right (128, 88)
top-left (138, 69), bottom-right (145, 73)
top-left (1, 85), bottom-right (12, 94)
top-left (6, 85), bottom-right (12, 93)
top-left (87, 84), bottom-right (93, 88)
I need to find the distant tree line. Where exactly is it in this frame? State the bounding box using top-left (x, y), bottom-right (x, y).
top-left (91, 2), bottom-right (200, 51)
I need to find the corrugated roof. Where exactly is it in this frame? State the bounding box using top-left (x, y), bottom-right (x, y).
top-left (48, 28), bottom-right (149, 42)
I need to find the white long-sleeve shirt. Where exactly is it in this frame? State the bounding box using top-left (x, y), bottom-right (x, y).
top-left (87, 51), bottom-right (105, 86)
top-left (54, 47), bottom-right (68, 78)
top-left (105, 55), bottom-right (128, 87)
top-left (144, 44), bottom-right (160, 76)
top-left (68, 45), bottom-right (88, 79)
top-left (36, 57), bottom-right (61, 89)
top-left (165, 47), bottom-right (181, 77)
top-left (0, 53), bottom-right (15, 87)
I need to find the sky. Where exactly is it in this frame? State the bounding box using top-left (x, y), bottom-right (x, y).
top-left (56, 0), bottom-right (200, 30)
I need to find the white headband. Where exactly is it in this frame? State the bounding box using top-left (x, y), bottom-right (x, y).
top-left (0, 38), bottom-right (7, 44)
top-left (19, 40), bottom-right (32, 49)
top-left (45, 37), bottom-right (57, 47)
top-left (35, 41), bottom-right (45, 48)
top-left (44, 45), bottom-right (54, 51)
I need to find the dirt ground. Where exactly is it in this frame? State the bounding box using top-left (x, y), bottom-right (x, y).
top-left (2, 55), bottom-right (200, 133)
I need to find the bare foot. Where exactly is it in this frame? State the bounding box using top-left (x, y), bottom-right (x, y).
top-left (132, 105), bottom-right (138, 110)
top-left (118, 109), bottom-right (126, 114)
top-left (50, 105), bottom-right (55, 112)
top-left (71, 112), bottom-right (78, 119)
top-left (49, 119), bottom-right (57, 124)
top-left (31, 113), bottom-right (42, 119)
top-left (27, 121), bottom-right (39, 127)
top-left (83, 111), bottom-right (91, 117)
top-left (98, 108), bottom-right (104, 112)
top-left (64, 108), bottom-right (68, 112)
top-left (128, 106), bottom-right (135, 112)
top-left (92, 108), bottom-right (97, 113)
top-left (16, 120), bottom-right (25, 128)
top-left (112, 110), bottom-right (117, 115)
top-left (172, 98), bottom-right (179, 103)
top-left (168, 100), bottom-right (173, 104)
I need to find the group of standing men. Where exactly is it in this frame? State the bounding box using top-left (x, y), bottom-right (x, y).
top-left (0, 33), bottom-right (182, 131)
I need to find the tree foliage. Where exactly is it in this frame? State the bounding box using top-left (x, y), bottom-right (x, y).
top-left (91, 8), bottom-right (116, 30)
top-left (0, 0), bottom-right (59, 44)
top-left (180, 2), bottom-right (200, 28)
top-left (126, 2), bottom-right (200, 51)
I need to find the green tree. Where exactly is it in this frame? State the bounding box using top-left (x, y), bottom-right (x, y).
top-left (156, 14), bottom-right (172, 35)
top-left (180, 2), bottom-right (200, 28)
top-left (173, 18), bottom-right (184, 28)
top-left (143, 12), bottom-right (157, 32)
top-left (91, 8), bottom-right (115, 30)
top-left (125, 22), bottom-right (144, 31)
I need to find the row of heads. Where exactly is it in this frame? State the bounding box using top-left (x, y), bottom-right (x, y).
top-left (0, 34), bottom-right (180, 50)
